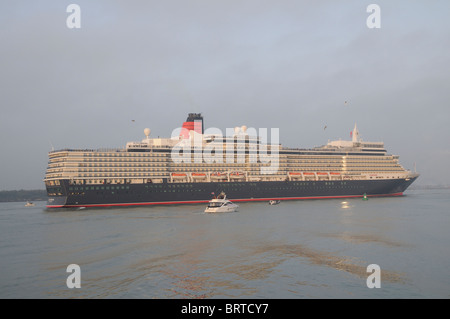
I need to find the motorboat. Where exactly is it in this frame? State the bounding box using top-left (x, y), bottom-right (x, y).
top-left (269, 200), bottom-right (281, 205)
top-left (25, 201), bottom-right (35, 207)
top-left (205, 192), bottom-right (238, 213)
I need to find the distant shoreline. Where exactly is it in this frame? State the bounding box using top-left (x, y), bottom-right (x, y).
top-left (0, 189), bottom-right (47, 203)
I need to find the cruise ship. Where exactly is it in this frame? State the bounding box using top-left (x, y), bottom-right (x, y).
top-left (44, 113), bottom-right (418, 208)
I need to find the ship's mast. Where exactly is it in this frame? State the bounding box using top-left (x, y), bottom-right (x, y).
top-left (352, 123), bottom-right (360, 143)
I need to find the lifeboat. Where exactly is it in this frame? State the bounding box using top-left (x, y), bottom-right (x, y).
top-left (229, 172), bottom-right (245, 179)
top-left (211, 172), bottom-right (227, 179)
top-left (211, 172), bottom-right (225, 176)
top-left (171, 173), bottom-right (187, 179)
top-left (288, 172), bottom-right (303, 179)
top-left (330, 172), bottom-right (341, 179)
top-left (191, 173), bottom-right (207, 179)
top-left (303, 172), bottom-right (315, 175)
top-left (317, 172), bottom-right (329, 179)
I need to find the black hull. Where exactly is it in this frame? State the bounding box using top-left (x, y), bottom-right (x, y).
top-left (46, 177), bottom-right (418, 208)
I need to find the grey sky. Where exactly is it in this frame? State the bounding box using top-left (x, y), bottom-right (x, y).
top-left (1, 0), bottom-right (449, 190)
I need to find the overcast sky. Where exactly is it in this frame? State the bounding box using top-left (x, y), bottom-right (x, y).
top-left (1, 0), bottom-right (449, 190)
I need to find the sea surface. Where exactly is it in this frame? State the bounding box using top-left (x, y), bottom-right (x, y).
top-left (0, 189), bottom-right (449, 299)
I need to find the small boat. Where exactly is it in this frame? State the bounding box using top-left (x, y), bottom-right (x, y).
top-left (362, 193), bottom-right (368, 201)
top-left (211, 172), bottom-right (225, 176)
top-left (269, 200), bottom-right (281, 205)
top-left (25, 201), bottom-right (35, 207)
top-left (171, 173), bottom-right (188, 179)
top-left (205, 192), bottom-right (238, 213)
top-left (229, 171), bottom-right (245, 179)
top-left (191, 173), bottom-right (207, 179)
top-left (210, 172), bottom-right (227, 180)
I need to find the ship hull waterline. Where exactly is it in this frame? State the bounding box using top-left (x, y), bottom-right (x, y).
top-left (46, 177), bottom-right (417, 209)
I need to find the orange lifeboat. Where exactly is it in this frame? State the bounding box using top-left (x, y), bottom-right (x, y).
top-left (171, 173), bottom-right (187, 179)
top-left (230, 171), bottom-right (245, 178)
top-left (211, 172), bottom-right (226, 179)
top-left (191, 173), bottom-right (207, 179)
top-left (211, 172), bottom-right (224, 176)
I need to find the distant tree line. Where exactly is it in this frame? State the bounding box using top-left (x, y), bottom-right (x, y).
top-left (0, 190), bottom-right (47, 202)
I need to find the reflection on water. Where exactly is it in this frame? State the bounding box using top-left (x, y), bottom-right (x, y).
top-left (324, 232), bottom-right (406, 248)
top-left (252, 243), bottom-right (406, 284)
top-left (341, 201), bottom-right (350, 209)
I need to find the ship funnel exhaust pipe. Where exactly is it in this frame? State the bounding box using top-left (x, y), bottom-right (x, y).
top-left (180, 113), bottom-right (203, 139)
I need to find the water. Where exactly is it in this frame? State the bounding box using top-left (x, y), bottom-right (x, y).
top-left (0, 189), bottom-right (449, 299)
